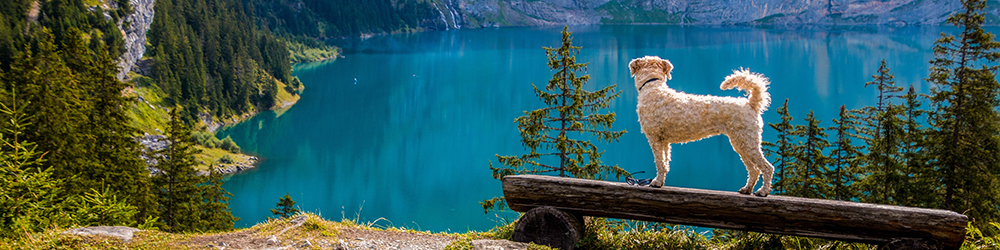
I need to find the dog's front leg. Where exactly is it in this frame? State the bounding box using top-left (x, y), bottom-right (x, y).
top-left (648, 140), bottom-right (671, 188)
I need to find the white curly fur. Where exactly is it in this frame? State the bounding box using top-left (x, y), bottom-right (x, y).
top-left (629, 56), bottom-right (775, 197)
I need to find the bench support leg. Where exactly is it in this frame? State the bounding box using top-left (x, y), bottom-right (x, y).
top-left (512, 206), bottom-right (584, 250)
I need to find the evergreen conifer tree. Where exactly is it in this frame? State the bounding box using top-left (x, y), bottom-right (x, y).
top-left (71, 29), bottom-right (159, 222)
top-left (828, 105), bottom-right (863, 201)
top-left (896, 84), bottom-right (934, 208)
top-left (201, 166), bottom-right (237, 231)
top-left (482, 26), bottom-right (626, 213)
top-left (859, 60), bottom-right (906, 205)
top-left (152, 107), bottom-right (205, 232)
top-left (271, 193), bottom-right (299, 219)
top-left (764, 99), bottom-right (798, 194)
top-left (0, 87), bottom-right (73, 238)
top-left (788, 111), bottom-right (830, 198)
top-left (924, 0), bottom-right (1000, 223)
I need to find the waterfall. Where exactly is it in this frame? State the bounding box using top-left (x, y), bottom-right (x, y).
top-left (433, 2), bottom-right (450, 30)
top-left (447, 0), bottom-right (461, 29)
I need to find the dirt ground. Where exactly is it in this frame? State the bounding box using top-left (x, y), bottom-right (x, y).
top-left (170, 215), bottom-right (459, 250)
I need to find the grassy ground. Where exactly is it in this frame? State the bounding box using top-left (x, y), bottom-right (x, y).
top-left (125, 74), bottom-right (170, 135)
top-left (286, 39), bottom-right (339, 63)
top-left (4, 212), bottom-right (998, 249)
top-left (125, 74), bottom-right (259, 172)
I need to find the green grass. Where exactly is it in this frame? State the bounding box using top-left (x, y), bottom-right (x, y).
top-left (8, 212), bottom-right (1000, 249)
top-left (286, 39), bottom-right (339, 63)
top-left (126, 75), bottom-right (170, 135)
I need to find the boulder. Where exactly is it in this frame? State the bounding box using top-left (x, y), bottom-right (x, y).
top-left (62, 226), bottom-right (141, 242)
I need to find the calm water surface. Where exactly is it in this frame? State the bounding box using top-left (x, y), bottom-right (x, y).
top-left (218, 25), bottom-right (966, 232)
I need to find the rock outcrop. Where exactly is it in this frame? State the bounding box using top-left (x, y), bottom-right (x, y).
top-left (62, 226), bottom-right (141, 242)
top-left (452, 0), bottom-right (964, 28)
top-left (117, 0), bottom-right (155, 80)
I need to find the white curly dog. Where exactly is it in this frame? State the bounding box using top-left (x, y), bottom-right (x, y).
top-left (629, 56), bottom-right (775, 197)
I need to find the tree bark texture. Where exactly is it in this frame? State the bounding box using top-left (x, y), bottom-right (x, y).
top-left (512, 206), bottom-right (584, 250)
top-left (502, 175), bottom-right (967, 250)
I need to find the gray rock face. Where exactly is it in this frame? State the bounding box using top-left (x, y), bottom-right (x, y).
top-left (452, 0), bottom-right (963, 27)
top-left (62, 226), bottom-right (141, 242)
top-left (117, 0), bottom-right (155, 80)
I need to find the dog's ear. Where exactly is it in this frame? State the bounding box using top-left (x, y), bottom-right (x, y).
top-left (659, 59), bottom-right (673, 80)
top-left (629, 58), bottom-right (641, 77)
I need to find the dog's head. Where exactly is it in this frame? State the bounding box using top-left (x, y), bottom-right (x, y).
top-left (628, 56), bottom-right (673, 91)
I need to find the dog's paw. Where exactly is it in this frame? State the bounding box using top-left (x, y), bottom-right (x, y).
top-left (753, 189), bottom-right (770, 197)
top-left (738, 187), bottom-right (752, 195)
top-left (650, 178), bottom-right (664, 188)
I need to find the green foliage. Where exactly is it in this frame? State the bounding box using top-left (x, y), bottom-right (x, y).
top-left (964, 222), bottom-right (1000, 249)
top-left (219, 154), bottom-right (236, 164)
top-left (759, 1), bottom-right (1000, 237)
top-left (710, 230), bottom-right (873, 250)
top-left (285, 36), bottom-right (339, 63)
top-left (1, 26), bottom-right (160, 231)
top-left (220, 136), bottom-right (241, 153)
top-left (147, 0), bottom-right (295, 122)
top-left (786, 111), bottom-right (831, 199)
top-left (0, 88), bottom-right (73, 238)
top-left (923, 0), bottom-right (1000, 224)
top-left (271, 193), bottom-right (300, 219)
top-left (827, 105), bottom-right (863, 201)
top-left (763, 99), bottom-right (798, 194)
top-left (858, 59), bottom-right (908, 205)
top-left (152, 108), bottom-right (236, 233)
top-left (201, 166), bottom-right (238, 232)
top-left (485, 27), bottom-right (626, 213)
top-left (257, 0), bottom-right (437, 38)
top-left (71, 188), bottom-right (139, 227)
top-left (579, 218), bottom-right (707, 249)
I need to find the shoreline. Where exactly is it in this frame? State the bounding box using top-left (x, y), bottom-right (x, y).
top-left (196, 59), bottom-right (320, 175)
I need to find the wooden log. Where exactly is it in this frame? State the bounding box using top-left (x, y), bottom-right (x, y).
top-left (512, 206), bottom-right (584, 250)
top-left (502, 175), bottom-right (968, 250)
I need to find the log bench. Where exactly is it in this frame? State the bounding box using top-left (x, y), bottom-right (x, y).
top-left (502, 175), bottom-right (968, 250)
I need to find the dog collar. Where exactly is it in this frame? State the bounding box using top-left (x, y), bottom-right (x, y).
top-left (639, 78), bottom-right (660, 92)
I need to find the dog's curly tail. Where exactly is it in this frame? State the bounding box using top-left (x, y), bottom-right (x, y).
top-left (721, 68), bottom-right (771, 114)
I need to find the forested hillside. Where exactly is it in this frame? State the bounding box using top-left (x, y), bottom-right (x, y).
top-left (147, 0), bottom-right (300, 122)
top-left (248, 0), bottom-right (438, 39)
top-left (0, 0), bottom-right (304, 238)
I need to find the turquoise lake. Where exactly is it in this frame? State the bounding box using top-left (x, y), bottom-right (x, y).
top-left (218, 25), bottom-right (970, 232)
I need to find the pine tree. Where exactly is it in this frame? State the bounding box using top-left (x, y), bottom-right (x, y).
top-left (201, 166), bottom-right (237, 231)
top-left (788, 111), bottom-right (830, 199)
top-left (828, 105), bottom-right (863, 201)
top-left (271, 193), bottom-right (299, 219)
top-left (763, 99), bottom-right (798, 194)
top-left (858, 59), bottom-right (906, 205)
top-left (924, 0), bottom-right (1000, 223)
top-left (482, 26), bottom-right (626, 213)
top-left (896, 84), bottom-right (935, 208)
top-left (8, 29), bottom-right (91, 191)
top-left (0, 87), bottom-right (73, 238)
top-left (152, 107), bottom-right (205, 232)
top-left (76, 31), bottom-right (159, 223)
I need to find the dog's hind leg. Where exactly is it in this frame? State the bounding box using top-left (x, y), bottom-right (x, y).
top-left (748, 146), bottom-right (775, 197)
top-left (730, 135), bottom-right (761, 195)
top-left (648, 140), bottom-right (671, 188)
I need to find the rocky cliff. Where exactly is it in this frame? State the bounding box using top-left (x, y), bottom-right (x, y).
top-left (448, 0), bottom-right (965, 28)
top-left (116, 0), bottom-right (155, 80)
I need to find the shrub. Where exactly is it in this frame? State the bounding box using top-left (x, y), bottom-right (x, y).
top-left (208, 136), bottom-right (222, 149)
top-left (219, 154), bottom-right (236, 164)
top-left (220, 136), bottom-right (240, 153)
